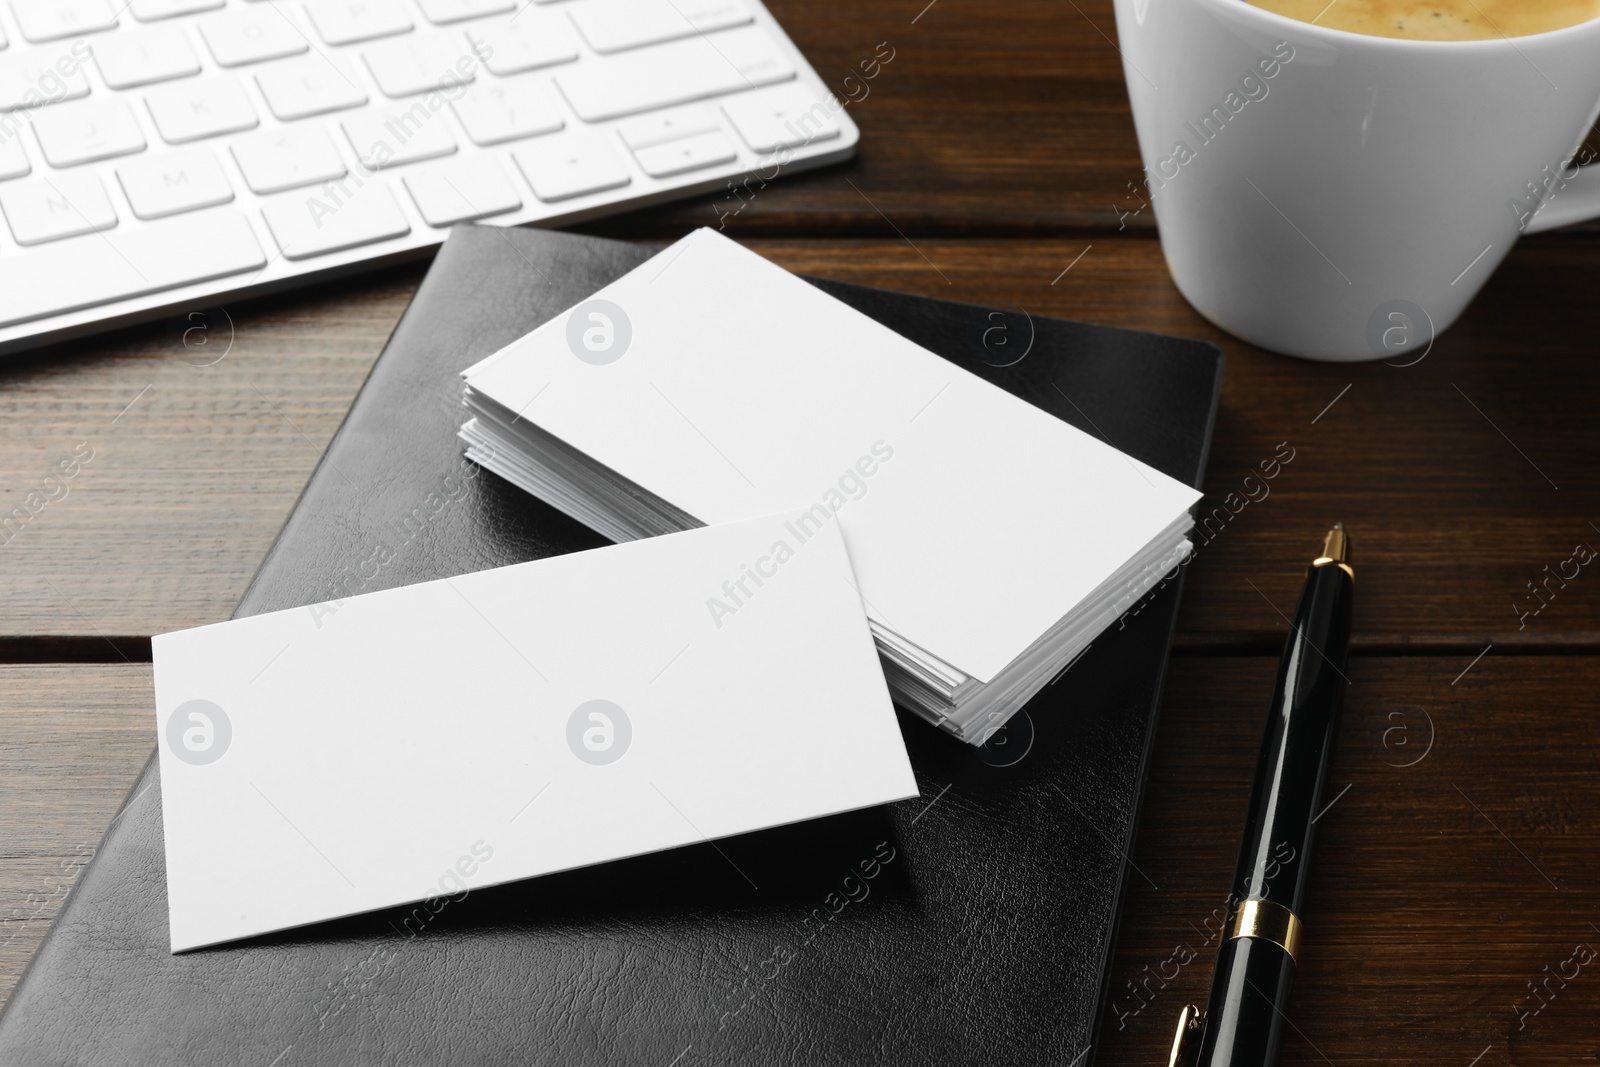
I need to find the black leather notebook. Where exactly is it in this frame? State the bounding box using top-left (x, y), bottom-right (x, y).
top-left (0, 227), bottom-right (1222, 1067)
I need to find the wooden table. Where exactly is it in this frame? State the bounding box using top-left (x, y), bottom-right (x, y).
top-left (3, 1), bottom-right (1597, 1063)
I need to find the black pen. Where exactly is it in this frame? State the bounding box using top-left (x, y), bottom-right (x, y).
top-left (1168, 525), bottom-right (1355, 1067)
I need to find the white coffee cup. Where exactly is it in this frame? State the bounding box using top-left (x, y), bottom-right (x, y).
top-left (1110, 0), bottom-right (1600, 361)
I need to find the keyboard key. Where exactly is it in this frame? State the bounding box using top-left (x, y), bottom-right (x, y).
top-left (199, 10), bottom-right (309, 67)
top-left (145, 76), bottom-right (258, 142)
top-left (630, 129), bottom-right (735, 177)
top-left (341, 105), bottom-right (456, 168)
top-left (569, 0), bottom-right (750, 54)
top-left (92, 27), bottom-right (202, 89)
top-left (402, 156), bottom-right (519, 225)
top-left (449, 77), bottom-right (562, 146)
top-left (554, 26), bottom-right (793, 122)
top-left (304, 0), bottom-right (414, 45)
top-left (362, 36), bottom-right (476, 98)
top-left (721, 84), bottom-right (840, 152)
top-left (116, 147), bottom-right (233, 218)
top-left (130, 0), bottom-right (225, 21)
top-left (0, 172), bottom-right (116, 245)
top-left (514, 133), bottom-right (630, 202)
top-left (0, 50), bottom-right (91, 111)
top-left (414, 0), bottom-right (513, 24)
top-left (231, 126), bottom-right (345, 193)
top-left (12, 0), bottom-right (118, 43)
top-left (0, 209), bottom-right (266, 328)
top-left (260, 180), bottom-right (409, 259)
top-left (0, 136), bottom-right (28, 179)
top-left (617, 104), bottom-right (717, 150)
top-left (256, 55), bottom-right (367, 120)
top-left (464, 13), bottom-right (578, 75)
top-left (32, 98), bottom-right (146, 167)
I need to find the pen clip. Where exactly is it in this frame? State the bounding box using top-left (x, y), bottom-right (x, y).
top-left (1166, 1003), bottom-right (1205, 1067)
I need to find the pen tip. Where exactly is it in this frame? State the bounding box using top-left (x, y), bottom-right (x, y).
top-left (1319, 524), bottom-right (1349, 565)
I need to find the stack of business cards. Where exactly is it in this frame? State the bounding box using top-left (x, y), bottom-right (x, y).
top-left (154, 515), bottom-right (915, 951)
top-left (461, 228), bottom-right (1202, 744)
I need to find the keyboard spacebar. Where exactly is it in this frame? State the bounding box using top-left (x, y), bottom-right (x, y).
top-left (0, 211), bottom-right (267, 329)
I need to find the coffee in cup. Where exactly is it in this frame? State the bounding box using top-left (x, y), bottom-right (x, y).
top-left (1248, 0), bottom-right (1600, 40)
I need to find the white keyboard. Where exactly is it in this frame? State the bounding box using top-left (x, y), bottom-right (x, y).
top-left (0, 0), bottom-right (856, 355)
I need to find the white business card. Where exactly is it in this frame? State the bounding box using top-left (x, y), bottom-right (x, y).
top-left (153, 515), bottom-right (916, 952)
top-left (464, 227), bottom-right (1202, 683)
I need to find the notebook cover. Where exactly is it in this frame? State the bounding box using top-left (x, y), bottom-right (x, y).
top-left (0, 226), bottom-right (1222, 1067)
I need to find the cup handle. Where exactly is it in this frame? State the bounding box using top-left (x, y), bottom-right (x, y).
top-left (1523, 154), bottom-right (1600, 233)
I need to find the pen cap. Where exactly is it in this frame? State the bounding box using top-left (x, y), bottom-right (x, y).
top-left (1231, 558), bottom-right (1353, 915)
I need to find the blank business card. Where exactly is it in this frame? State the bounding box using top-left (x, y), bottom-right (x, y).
top-left (153, 514), bottom-right (916, 952)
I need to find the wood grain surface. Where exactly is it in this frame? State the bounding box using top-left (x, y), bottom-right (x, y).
top-left (2, 0), bottom-right (1597, 1056)
top-left (5, 237), bottom-right (1597, 653)
top-left (1104, 655), bottom-right (1600, 1067)
top-left (0, 667), bottom-right (154, 1007)
top-left (0, 265), bottom-right (418, 654)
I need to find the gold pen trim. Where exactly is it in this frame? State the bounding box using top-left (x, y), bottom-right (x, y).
top-left (1228, 897), bottom-right (1302, 963)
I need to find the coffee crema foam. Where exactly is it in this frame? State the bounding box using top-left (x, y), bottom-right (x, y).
top-left (1248, 0), bottom-right (1600, 39)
